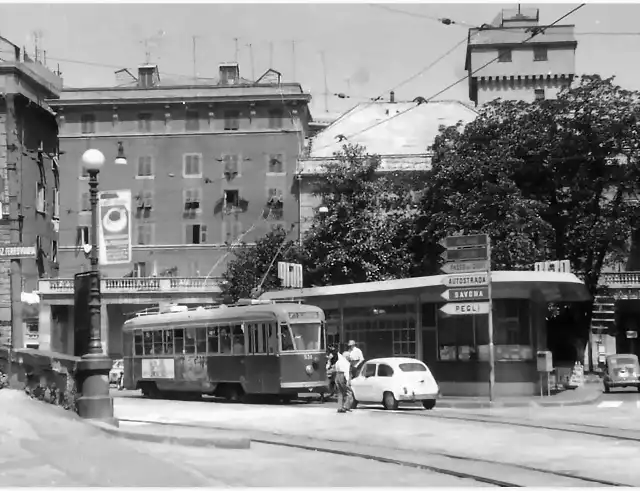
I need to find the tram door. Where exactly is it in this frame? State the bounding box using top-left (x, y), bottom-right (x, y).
top-left (244, 321), bottom-right (280, 394)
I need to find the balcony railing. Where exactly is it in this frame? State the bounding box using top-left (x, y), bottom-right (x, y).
top-left (38, 277), bottom-right (223, 295)
top-left (599, 272), bottom-right (640, 288)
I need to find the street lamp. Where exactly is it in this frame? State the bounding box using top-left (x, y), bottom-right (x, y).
top-left (75, 148), bottom-right (115, 422)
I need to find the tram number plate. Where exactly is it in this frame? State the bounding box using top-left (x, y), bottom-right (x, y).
top-left (303, 354), bottom-right (313, 360)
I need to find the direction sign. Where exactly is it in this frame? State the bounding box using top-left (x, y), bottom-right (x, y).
top-left (626, 331), bottom-right (638, 339)
top-left (441, 272), bottom-right (489, 288)
top-left (440, 260), bottom-right (489, 274)
top-left (440, 302), bottom-right (490, 316)
top-left (441, 287), bottom-right (489, 302)
top-left (441, 246), bottom-right (489, 262)
top-left (0, 245), bottom-right (36, 259)
top-left (440, 234), bottom-right (488, 249)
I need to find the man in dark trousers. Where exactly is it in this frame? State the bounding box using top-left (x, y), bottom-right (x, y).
top-left (328, 344), bottom-right (353, 413)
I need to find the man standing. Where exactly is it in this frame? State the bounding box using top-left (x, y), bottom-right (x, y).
top-left (330, 345), bottom-right (353, 413)
top-left (347, 340), bottom-right (364, 380)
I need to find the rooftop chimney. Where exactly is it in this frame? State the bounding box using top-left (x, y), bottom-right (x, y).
top-left (138, 64), bottom-right (160, 88)
top-left (390, 91), bottom-right (395, 103)
top-left (219, 62), bottom-right (240, 85)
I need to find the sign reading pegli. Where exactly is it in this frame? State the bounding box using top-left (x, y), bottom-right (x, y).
top-left (98, 189), bottom-right (132, 265)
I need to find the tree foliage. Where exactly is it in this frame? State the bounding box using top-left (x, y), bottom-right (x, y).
top-left (221, 226), bottom-right (302, 302)
top-left (302, 144), bottom-right (422, 286)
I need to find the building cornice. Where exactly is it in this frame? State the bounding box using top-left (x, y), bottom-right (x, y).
top-left (59, 243), bottom-right (257, 252)
top-left (59, 128), bottom-right (303, 139)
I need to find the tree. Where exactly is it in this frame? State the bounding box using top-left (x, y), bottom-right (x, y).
top-left (414, 75), bottom-right (640, 359)
top-left (221, 226), bottom-right (302, 302)
top-left (302, 143), bottom-right (422, 286)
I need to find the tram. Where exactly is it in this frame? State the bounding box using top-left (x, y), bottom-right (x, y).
top-left (121, 299), bottom-right (327, 402)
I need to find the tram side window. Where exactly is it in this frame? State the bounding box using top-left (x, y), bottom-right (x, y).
top-left (268, 323), bottom-right (277, 354)
top-left (185, 328), bottom-right (196, 354)
top-left (257, 323), bottom-right (267, 353)
top-left (220, 326), bottom-right (232, 354)
top-left (281, 324), bottom-right (295, 351)
top-left (247, 324), bottom-right (256, 354)
top-left (196, 327), bottom-right (207, 353)
top-left (232, 324), bottom-right (245, 355)
top-left (152, 330), bottom-right (163, 354)
top-left (134, 330), bottom-right (143, 355)
top-left (164, 330), bottom-right (174, 354)
top-left (207, 326), bottom-right (219, 354)
top-left (143, 331), bottom-right (153, 355)
top-left (174, 329), bottom-right (185, 354)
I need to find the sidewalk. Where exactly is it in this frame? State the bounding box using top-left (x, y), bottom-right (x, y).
top-left (0, 389), bottom-right (214, 486)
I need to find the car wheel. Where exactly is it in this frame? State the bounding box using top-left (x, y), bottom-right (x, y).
top-left (351, 398), bottom-right (359, 410)
top-left (422, 399), bottom-right (436, 410)
top-left (383, 391), bottom-right (398, 410)
top-left (604, 384), bottom-right (610, 393)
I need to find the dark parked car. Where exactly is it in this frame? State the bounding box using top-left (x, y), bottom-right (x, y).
top-left (603, 354), bottom-right (640, 393)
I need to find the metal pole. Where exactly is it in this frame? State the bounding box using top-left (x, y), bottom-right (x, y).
top-left (87, 170), bottom-right (102, 355)
top-left (487, 238), bottom-right (495, 402)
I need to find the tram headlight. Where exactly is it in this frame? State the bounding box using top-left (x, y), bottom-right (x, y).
top-left (305, 364), bottom-right (314, 375)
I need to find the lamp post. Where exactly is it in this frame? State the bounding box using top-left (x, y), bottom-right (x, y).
top-left (75, 148), bottom-right (115, 421)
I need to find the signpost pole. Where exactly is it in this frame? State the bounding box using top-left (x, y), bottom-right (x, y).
top-left (487, 238), bottom-right (495, 403)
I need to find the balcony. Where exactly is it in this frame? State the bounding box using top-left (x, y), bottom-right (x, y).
top-left (38, 277), bottom-right (223, 295)
top-left (599, 272), bottom-right (640, 290)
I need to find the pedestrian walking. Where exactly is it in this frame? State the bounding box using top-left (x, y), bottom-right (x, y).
top-left (330, 345), bottom-right (354, 413)
top-left (347, 340), bottom-right (364, 380)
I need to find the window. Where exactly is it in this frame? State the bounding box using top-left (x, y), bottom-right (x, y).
top-left (185, 110), bottom-right (200, 131)
top-left (207, 326), bottom-right (219, 353)
top-left (51, 240), bottom-right (58, 264)
top-left (267, 154), bottom-right (284, 174)
top-left (393, 325), bottom-right (415, 357)
top-left (533, 46), bottom-right (547, 61)
top-left (183, 154), bottom-right (202, 178)
top-left (152, 330), bottom-right (163, 354)
top-left (231, 324), bottom-right (245, 355)
top-left (224, 110), bottom-right (240, 131)
top-left (134, 331), bottom-right (143, 355)
top-left (196, 328), bottom-right (207, 353)
top-left (247, 323), bottom-right (268, 354)
top-left (268, 109), bottom-right (283, 129)
top-left (437, 310), bottom-right (483, 362)
top-left (81, 114), bottom-right (96, 134)
top-left (534, 89), bottom-right (545, 101)
top-left (498, 48), bottom-right (512, 63)
top-left (362, 363), bottom-right (376, 378)
top-left (174, 329), bottom-right (185, 354)
top-left (163, 330), bottom-right (174, 354)
top-left (222, 154), bottom-right (240, 177)
top-left (52, 188), bottom-right (60, 218)
top-left (280, 324), bottom-right (295, 351)
top-left (222, 220), bottom-right (244, 243)
top-left (185, 223), bottom-right (207, 244)
top-left (377, 364), bottom-right (394, 377)
top-left (290, 323), bottom-right (320, 351)
top-left (136, 223), bottom-right (154, 245)
top-left (399, 362), bottom-right (427, 372)
top-left (136, 190), bottom-right (154, 218)
top-left (183, 188), bottom-right (202, 214)
top-left (137, 156), bottom-right (154, 178)
top-left (143, 331), bottom-right (153, 355)
top-left (138, 113), bottom-right (152, 132)
top-left (80, 192), bottom-right (91, 212)
top-left (134, 262), bottom-right (147, 277)
top-left (494, 299), bottom-right (530, 345)
top-left (184, 328), bottom-right (196, 354)
top-left (267, 188), bottom-right (284, 220)
top-left (36, 182), bottom-right (45, 213)
top-left (223, 189), bottom-right (240, 212)
top-left (76, 226), bottom-right (90, 246)
top-left (220, 326), bottom-right (232, 354)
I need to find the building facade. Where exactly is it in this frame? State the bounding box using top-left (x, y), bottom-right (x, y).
top-left (49, 63), bottom-right (312, 280)
top-left (0, 36), bottom-right (62, 348)
top-left (465, 7), bottom-right (577, 106)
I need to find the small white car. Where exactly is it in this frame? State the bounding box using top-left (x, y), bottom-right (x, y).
top-left (351, 357), bottom-right (439, 410)
top-left (109, 359), bottom-right (124, 387)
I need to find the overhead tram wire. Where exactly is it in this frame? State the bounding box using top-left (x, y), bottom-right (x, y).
top-left (310, 3), bottom-right (586, 154)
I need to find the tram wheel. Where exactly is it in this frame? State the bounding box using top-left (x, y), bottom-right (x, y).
top-left (227, 385), bottom-right (245, 403)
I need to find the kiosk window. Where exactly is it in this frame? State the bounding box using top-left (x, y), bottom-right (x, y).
top-left (134, 331), bottom-right (143, 355)
top-left (207, 326), bottom-right (219, 353)
top-left (185, 328), bottom-right (196, 354)
top-left (174, 328), bottom-right (185, 354)
top-left (196, 327), bottom-right (207, 353)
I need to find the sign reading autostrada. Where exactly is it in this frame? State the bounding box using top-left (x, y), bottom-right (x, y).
top-left (439, 233), bottom-right (497, 402)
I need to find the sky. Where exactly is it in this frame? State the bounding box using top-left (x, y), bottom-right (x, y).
top-left (0, 1), bottom-right (638, 118)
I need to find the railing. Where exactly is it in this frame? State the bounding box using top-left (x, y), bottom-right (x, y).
top-left (38, 277), bottom-right (223, 295)
top-left (599, 272), bottom-right (640, 288)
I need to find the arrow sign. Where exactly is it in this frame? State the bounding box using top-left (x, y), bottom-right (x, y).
top-left (440, 302), bottom-right (490, 316)
top-left (440, 260), bottom-right (489, 274)
top-left (440, 234), bottom-right (488, 249)
top-left (441, 246), bottom-right (489, 262)
top-left (441, 287), bottom-right (489, 302)
top-left (442, 272), bottom-right (489, 287)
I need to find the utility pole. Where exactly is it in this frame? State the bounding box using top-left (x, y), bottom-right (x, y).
top-left (320, 51), bottom-right (329, 113)
top-left (247, 43), bottom-right (255, 81)
top-left (234, 37), bottom-right (239, 62)
top-left (269, 41), bottom-right (274, 68)
top-left (192, 35), bottom-right (198, 82)
top-left (291, 40), bottom-right (296, 82)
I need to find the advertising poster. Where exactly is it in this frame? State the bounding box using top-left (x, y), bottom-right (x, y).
top-left (98, 189), bottom-right (132, 265)
top-left (142, 358), bottom-right (175, 379)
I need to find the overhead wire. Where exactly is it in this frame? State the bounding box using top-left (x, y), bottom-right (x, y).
top-left (310, 3), bottom-right (586, 154)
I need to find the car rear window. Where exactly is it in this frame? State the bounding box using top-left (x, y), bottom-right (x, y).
top-left (611, 357), bottom-right (638, 366)
top-left (399, 362), bottom-right (427, 372)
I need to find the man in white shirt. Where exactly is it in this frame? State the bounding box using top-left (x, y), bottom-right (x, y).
top-left (347, 340), bottom-right (364, 379)
top-left (330, 345), bottom-right (354, 413)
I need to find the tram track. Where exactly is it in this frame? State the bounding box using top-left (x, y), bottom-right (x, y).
top-left (118, 418), bottom-right (630, 487)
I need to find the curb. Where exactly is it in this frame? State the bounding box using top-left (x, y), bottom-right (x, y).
top-left (437, 391), bottom-right (602, 409)
top-left (87, 420), bottom-right (251, 449)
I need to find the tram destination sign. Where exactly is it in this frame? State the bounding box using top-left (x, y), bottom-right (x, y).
top-left (441, 287), bottom-right (489, 302)
top-left (441, 246), bottom-right (489, 262)
top-left (440, 260), bottom-right (489, 274)
top-left (439, 234), bottom-right (488, 250)
top-left (441, 272), bottom-right (489, 288)
top-left (440, 302), bottom-right (490, 316)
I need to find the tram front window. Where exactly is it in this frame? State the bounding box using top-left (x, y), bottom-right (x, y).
top-left (290, 323), bottom-right (321, 351)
